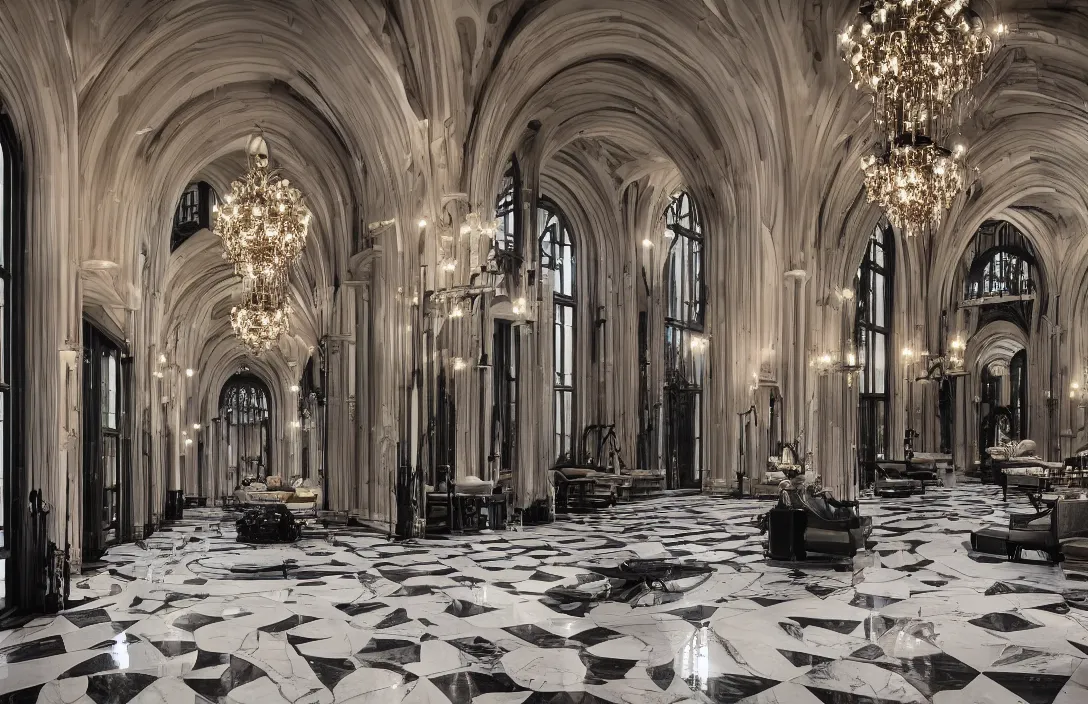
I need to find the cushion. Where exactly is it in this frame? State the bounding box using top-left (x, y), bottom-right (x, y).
top-left (1061, 537), bottom-right (1088, 560)
top-left (266, 475), bottom-right (284, 489)
top-left (1014, 439), bottom-right (1038, 458)
top-left (455, 476), bottom-right (494, 495)
top-left (1057, 499), bottom-right (1088, 540)
top-left (556, 467), bottom-right (596, 479)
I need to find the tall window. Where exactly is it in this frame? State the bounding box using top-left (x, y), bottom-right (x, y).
top-left (539, 200), bottom-right (575, 461)
top-left (494, 158), bottom-right (521, 254)
top-left (220, 375), bottom-right (272, 481)
top-left (82, 321), bottom-right (124, 558)
top-left (856, 220), bottom-right (894, 462)
top-left (0, 119), bottom-right (20, 604)
top-left (663, 191), bottom-right (705, 489)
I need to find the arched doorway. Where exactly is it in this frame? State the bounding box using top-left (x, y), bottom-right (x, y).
top-left (219, 375), bottom-right (272, 486)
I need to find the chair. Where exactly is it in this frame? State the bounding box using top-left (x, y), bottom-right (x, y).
top-left (1007, 498), bottom-right (1088, 561)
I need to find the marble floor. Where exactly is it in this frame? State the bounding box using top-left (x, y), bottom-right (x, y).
top-left (2, 486), bottom-right (1088, 703)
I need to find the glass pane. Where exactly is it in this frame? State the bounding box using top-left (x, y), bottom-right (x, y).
top-left (874, 333), bottom-right (886, 394)
top-left (873, 272), bottom-right (885, 328)
top-left (0, 390), bottom-right (4, 545)
top-left (0, 278), bottom-right (5, 384)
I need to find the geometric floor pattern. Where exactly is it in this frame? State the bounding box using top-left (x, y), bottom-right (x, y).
top-left (2, 485), bottom-right (1088, 703)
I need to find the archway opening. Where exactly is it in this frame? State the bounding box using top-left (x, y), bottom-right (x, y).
top-left (218, 374), bottom-right (272, 487)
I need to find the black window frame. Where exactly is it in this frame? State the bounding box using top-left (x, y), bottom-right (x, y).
top-left (538, 198), bottom-right (576, 463)
top-left (171, 181), bottom-right (217, 251)
top-left (219, 374), bottom-right (273, 482)
top-left (855, 219), bottom-right (895, 463)
top-left (662, 191), bottom-right (706, 489)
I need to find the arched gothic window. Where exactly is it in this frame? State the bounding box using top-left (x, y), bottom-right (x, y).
top-left (855, 219), bottom-right (895, 462)
top-left (494, 158), bottom-right (521, 254)
top-left (171, 181), bottom-right (217, 251)
top-left (663, 191), bottom-right (705, 489)
top-left (966, 249), bottom-right (1035, 300)
top-left (539, 199), bottom-right (575, 461)
top-left (219, 375), bottom-right (272, 481)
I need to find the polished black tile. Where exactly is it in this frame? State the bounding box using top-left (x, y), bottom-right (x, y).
top-left (373, 607), bottom-right (411, 629)
top-left (335, 601), bottom-right (387, 616)
top-left (257, 614), bottom-right (318, 633)
top-left (303, 656), bottom-right (357, 691)
top-left (877, 652), bottom-right (978, 697)
top-left (968, 612), bottom-right (1043, 632)
top-left (579, 651), bottom-right (637, 682)
top-left (0, 635), bottom-right (67, 664)
top-left (698, 673), bottom-right (779, 703)
top-left (444, 599), bottom-right (497, 618)
top-left (85, 672), bottom-right (158, 704)
top-left (428, 671), bottom-right (525, 701)
top-left (984, 671), bottom-right (1072, 704)
top-left (171, 612), bottom-right (223, 632)
top-left (64, 609), bottom-right (114, 629)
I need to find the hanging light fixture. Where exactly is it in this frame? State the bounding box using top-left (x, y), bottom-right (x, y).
top-left (861, 134), bottom-right (964, 236)
top-left (215, 135), bottom-right (310, 350)
top-left (842, 1), bottom-right (997, 235)
top-left (230, 279), bottom-right (292, 353)
top-left (841, 1), bottom-right (993, 140)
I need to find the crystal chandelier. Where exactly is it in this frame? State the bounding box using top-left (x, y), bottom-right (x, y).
top-left (861, 135), bottom-right (964, 235)
top-left (214, 139), bottom-right (310, 350)
top-left (230, 279), bottom-right (292, 352)
top-left (842, 1), bottom-right (994, 140)
top-left (843, 1), bottom-right (997, 235)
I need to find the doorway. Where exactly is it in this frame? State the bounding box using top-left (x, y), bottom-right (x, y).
top-left (220, 375), bottom-right (272, 484)
top-left (82, 320), bottom-right (126, 560)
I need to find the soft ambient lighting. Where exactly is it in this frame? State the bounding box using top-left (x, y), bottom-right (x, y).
top-left (901, 347), bottom-right (914, 359)
top-left (449, 307), bottom-right (464, 319)
top-left (443, 261), bottom-right (457, 272)
top-left (418, 218), bottom-right (427, 228)
top-left (290, 384), bottom-right (300, 393)
top-left (512, 298), bottom-right (527, 316)
top-left (950, 337), bottom-right (965, 351)
top-left (689, 336), bottom-right (708, 352)
top-left (158, 354), bottom-right (167, 364)
top-left (841, 288), bottom-right (855, 301)
top-left (185, 368), bottom-right (194, 377)
top-left (291, 420), bottom-right (301, 429)
top-left (153, 371), bottom-right (164, 379)
top-left (642, 238), bottom-right (654, 249)
top-left (184, 438), bottom-right (193, 446)
top-left (193, 423), bottom-right (201, 430)
top-left (452, 357), bottom-right (467, 371)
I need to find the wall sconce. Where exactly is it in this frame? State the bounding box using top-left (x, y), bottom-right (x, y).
top-left (901, 347), bottom-right (914, 360)
top-left (442, 260), bottom-right (457, 272)
top-left (184, 438), bottom-right (193, 447)
top-left (185, 368), bottom-right (195, 378)
top-left (158, 354), bottom-right (167, 364)
top-left (449, 306), bottom-right (464, 319)
top-left (689, 335), bottom-right (709, 353)
top-left (452, 357), bottom-right (467, 371)
top-left (418, 218), bottom-right (427, 228)
top-left (291, 420), bottom-right (302, 429)
top-left (153, 371), bottom-right (164, 379)
top-left (193, 423), bottom-right (202, 431)
top-left (642, 238), bottom-right (654, 249)
top-left (841, 288), bottom-right (855, 301)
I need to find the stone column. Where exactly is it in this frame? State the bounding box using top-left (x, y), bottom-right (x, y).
top-left (782, 270), bottom-right (810, 447)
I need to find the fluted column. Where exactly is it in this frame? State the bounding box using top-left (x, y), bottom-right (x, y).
top-left (782, 270), bottom-right (810, 447)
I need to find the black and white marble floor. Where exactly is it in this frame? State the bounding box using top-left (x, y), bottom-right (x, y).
top-left (3, 485), bottom-right (1088, 703)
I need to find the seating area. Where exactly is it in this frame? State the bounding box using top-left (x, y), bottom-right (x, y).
top-left (971, 492), bottom-right (1088, 563)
